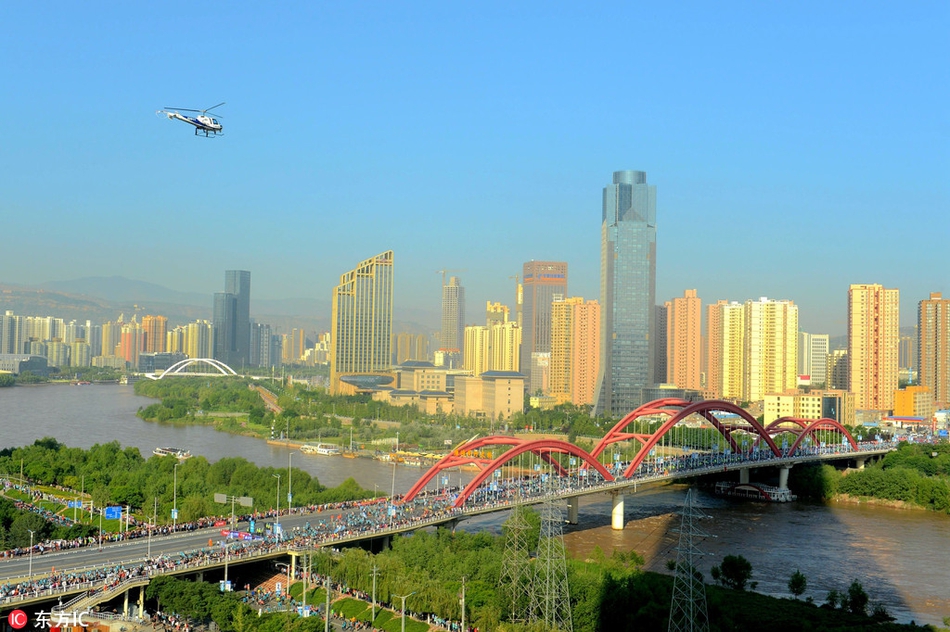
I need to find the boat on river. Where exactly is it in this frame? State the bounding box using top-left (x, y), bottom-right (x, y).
top-left (153, 447), bottom-right (192, 460)
top-left (715, 481), bottom-right (797, 502)
top-left (301, 443), bottom-right (342, 456)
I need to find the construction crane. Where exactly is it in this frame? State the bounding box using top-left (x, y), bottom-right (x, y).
top-left (436, 269), bottom-right (467, 286)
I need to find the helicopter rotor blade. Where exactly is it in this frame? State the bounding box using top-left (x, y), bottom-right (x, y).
top-left (164, 107), bottom-right (203, 113)
top-left (203, 102), bottom-right (226, 113)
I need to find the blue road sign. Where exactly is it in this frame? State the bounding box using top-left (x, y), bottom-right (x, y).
top-left (104, 506), bottom-right (122, 520)
top-left (67, 500), bottom-right (82, 509)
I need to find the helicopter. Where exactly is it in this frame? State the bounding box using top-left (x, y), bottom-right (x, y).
top-left (157, 102), bottom-right (225, 137)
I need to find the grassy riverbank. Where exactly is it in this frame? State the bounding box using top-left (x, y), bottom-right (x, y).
top-left (790, 442), bottom-right (950, 514)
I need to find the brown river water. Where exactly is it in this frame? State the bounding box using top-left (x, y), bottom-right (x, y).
top-left (1, 383), bottom-right (947, 626)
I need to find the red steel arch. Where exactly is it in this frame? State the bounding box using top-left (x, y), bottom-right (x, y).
top-left (450, 439), bottom-right (615, 508)
top-left (401, 436), bottom-right (529, 501)
top-left (617, 401), bottom-right (783, 479)
top-left (753, 417), bottom-right (811, 448)
top-left (592, 400), bottom-right (780, 464)
top-left (787, 418), bottom-right (858, 454)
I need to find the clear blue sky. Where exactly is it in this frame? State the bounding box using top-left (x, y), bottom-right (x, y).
top-left (2, 2), bottom-right (947, 335)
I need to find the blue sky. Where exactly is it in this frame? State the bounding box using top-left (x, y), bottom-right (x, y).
top-left (1, 2), bottom-right (947, 335)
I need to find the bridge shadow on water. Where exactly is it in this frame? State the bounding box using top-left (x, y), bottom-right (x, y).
top-left (460, 477), bottom-right (948, 627)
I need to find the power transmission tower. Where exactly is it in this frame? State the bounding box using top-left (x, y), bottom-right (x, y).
top-left (668, 489), bottom-right (711, 632)
top-left (499, 504), bottom-right (533, 624)
top-left (532, 494), bottom-right (573, 632)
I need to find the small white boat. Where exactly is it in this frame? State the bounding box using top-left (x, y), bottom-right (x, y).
top-left (153, 447), bottom-right (192, 460)
top-left (300, 443), bottom-right (341, 456)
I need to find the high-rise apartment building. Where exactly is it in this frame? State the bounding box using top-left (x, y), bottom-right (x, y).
top-left (593, 170), bottom-right (656, 416)
top-left (848, 284), bottom-right (900, 411)
top-left (744, 297), bottom-right (798, 402)
top-left (705, 298), bottom-right (795, 402)
top-left (704, 301), bottom-right (726, 398)
top-left (142, 315), bottom-right (167, 353)
top-left (1, 311), bottom-right (24, 354)
top-left (118, 316), bottom-right (144, 367)
top-left (463, 326), bottom-right (490, 377)
top-left (520, 261), bottom-right (568, 391)
top-left (440, 276), bottom-right (465, 355)
top-left (330, 250), bottom-right (394, 394)
top-left (667, 289), bottom-right (702, 390)
top-left (464, 321), bottom-right (522, 376)
top-left (718, 302), bottom-right (746, 400)
top-left (899, 334), bottom-right (917, 372)
top-left (827, 349), bottom-right (849, 390)
top-left (550, 297), bottom-right (601, 406)
top-left (918, 292), bottom-right (950, 408)
top-left (654, 304), bottom-right (668, 385)
top-left (799, 332), bottom-right (830, 386)
top-left (394, 332), bottom-right (430, 365)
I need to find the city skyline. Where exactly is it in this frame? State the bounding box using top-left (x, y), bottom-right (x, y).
top-left (1, 4), bottom-right (946, 336)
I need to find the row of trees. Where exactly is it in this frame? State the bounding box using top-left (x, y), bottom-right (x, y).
top-left (787, 443), bottom-right (950, 514)
top-left (0, 438), bottom-right (371, 528)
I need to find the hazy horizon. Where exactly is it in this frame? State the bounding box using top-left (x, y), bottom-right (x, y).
top-left (2, 3), bottom-right (946, 336)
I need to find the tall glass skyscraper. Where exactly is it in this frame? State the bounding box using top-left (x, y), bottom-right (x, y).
top-left (330, 250), bottom-right (395, 394)
top-left (213, 270), bottom-right (251, 368)
top-left (440, 276), bottom-right (465, 355)
top-left (593, 170), bottom-right (657, 417)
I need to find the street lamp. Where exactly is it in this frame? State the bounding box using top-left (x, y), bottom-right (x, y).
top-left (288, 452), bottom-right (293, 512)
top-left (27, 529), bottom-right (34, 580)
top-left (272, 474), bottom-right (281, 537)
top-left (173, 462), bottom-right (179, 531)
top-left (214, 493), bottom-right (254, 531)
top-left (394, 592), bottom-right (415, 632)
top-left (213, 494), bottom-right (252, 592)
top-left (147, 497), bottom-right (157, 560)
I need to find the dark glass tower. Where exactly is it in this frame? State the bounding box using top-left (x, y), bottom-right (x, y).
top-left (212, 270), bottom-right (251, 369)
top-left (593, 170), bottom-right (657, 417)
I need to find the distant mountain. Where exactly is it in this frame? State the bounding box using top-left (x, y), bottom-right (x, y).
top-left (40, 276), bottom-right (208, 306)
top-left (2, 277), bottom-right (438, 335)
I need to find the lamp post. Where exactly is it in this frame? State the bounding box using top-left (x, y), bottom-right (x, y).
top-left (272, 474), bottom-right (281, 536)
top-left (147, 497), bottom-right (157, 560)
top-left (288, 452), bottom-right (293, 512)
top-left (390, 461), bottom-right (397, 527)
top-left (213, 494), bottom-right (253, 592)
top-left (172, 462), bottom-right (179, 531)
top-left (27, 529), bottom-right (34, 581)
top-left (395, 592), bottom-right (415, 632)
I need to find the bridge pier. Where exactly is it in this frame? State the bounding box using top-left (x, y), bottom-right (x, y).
top-left (854, 457), bottom-right (867, 470)
top-left (139, 586), bottom-right (145, 618)
top-left (778, 465), bottom-right (792, 490)
top-left (611, 492), bottom-right (624, 530)
top-left (123, 587), bottom-right (129, 617)
top-left (739, 468), bottom-right (750, 484)
top-left (567, 497), bottom-right (579, 525)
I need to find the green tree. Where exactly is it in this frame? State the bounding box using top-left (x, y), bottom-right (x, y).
top-left (788, 570), bottom-right (807, 598)
top-left (711, 554), bottom-right (753, 590)
top-left (846, 580), bottom-right (869, 615)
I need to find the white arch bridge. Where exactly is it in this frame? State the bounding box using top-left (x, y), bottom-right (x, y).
top-left (145, 358), bottom-right (240, 380)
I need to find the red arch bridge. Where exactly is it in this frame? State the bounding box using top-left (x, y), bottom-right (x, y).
top-left (400, 398), bottom-right (896, 530)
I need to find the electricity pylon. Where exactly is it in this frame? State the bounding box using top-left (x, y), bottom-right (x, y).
top-left (531, 493), bottom-right (573, 632)
top-left (499, 504), bottom-right (533, 623)
top-left (668, 489), bottom-right (711, 632)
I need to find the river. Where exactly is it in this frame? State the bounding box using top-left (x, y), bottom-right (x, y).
top-left (1, 383), bottom-right (948, 626)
